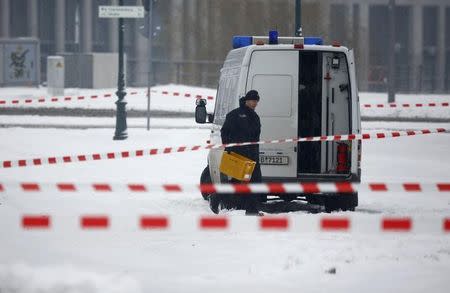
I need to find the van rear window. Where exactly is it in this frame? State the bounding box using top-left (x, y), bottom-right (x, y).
top-left (252, 74), bottom-right (293, 117)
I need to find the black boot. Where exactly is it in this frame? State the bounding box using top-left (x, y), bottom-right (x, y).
top-left (209, 193), bottom-right (222, 214)
top-left (245, 210), bottom-right (265, 216)
top-left (243, 194), bottom-right (262, 216)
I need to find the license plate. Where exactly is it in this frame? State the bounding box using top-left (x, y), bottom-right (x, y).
top-left (260, 156), bottom-right (289, 165)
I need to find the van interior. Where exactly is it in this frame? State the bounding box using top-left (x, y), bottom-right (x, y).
top-left (298, 51), bottom-right (351, 176)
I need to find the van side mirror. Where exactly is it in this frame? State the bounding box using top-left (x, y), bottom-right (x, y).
top-left (195, 99), bottom-right (207, 124)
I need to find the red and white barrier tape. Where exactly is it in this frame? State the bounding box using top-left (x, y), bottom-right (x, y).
top-left (0, 89), bottom-right (214, 106)
top-left (1, 182), bottom-right (449, 194)
top-left (0, 91), bottom-right (139, 106)
top-left (150, 89), bottom-right (214, 100)
top-left (14, 214), bottom-right (450, 234)
top-left (363, 102), bottom-right (450, 108)
top-left (3, 88), bottom-right (449, 108)
top-left (148, 90), bottom-right (450, 107)
top-left (0, 128), bottom-right (447, 169)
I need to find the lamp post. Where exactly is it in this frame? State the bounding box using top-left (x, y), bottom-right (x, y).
top-left (146, 0), bottom-right (153, 131)
top-left (295, 0), bottom-right (302, 37)
top-left (113, 0), bottom-right (128, 140)
top-left (387, 0), bottom-right (396, 103)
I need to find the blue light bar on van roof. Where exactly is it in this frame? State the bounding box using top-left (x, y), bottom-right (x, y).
top-left (232, 36), bottom-right (324, 49)
top-left (269, 30), bottom-right (278, 44)
top-left (233, 36), bottom-right (253, 49)
top-left (304, 37), bottom-right (323, 45)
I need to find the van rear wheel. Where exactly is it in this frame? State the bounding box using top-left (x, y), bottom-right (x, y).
top-left (281, 194), bottom-right (297, 202)
top-left (341, 192), bottom-right (358, 211)
top-left (200, 166), bottom-right (212, 200)
top-left (324, 193), bottom-right (358, 213)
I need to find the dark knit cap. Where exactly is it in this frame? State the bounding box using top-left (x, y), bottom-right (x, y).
top-left (243, 90), bottom-right (260, 101)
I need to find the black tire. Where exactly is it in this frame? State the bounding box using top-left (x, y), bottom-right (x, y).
top-left (306, 194), bottom-right (323, 205)
top-left (324, 193), bottom-right (358, 213)
top-left (341, 192), bottom-right (358, 211)
top-left (259, 194), bottom-right (268, 202)
top-left (324, 196), bottom-right (340, 213)
top-left (200, 166), bottom-right (212, 200)
top-left (281, 194), bottom-right (297, 202)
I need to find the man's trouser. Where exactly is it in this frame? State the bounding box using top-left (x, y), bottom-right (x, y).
top-left (223, 163), bottom-right (262, 212)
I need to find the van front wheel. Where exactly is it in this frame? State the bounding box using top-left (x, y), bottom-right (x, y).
top-left (324, 193), bottom-right (358, 212)
top-left (200, 166), bottom-right (212, 200)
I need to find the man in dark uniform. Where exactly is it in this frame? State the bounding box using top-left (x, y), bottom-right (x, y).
top-left (209, 90), bottom-right (263, 215)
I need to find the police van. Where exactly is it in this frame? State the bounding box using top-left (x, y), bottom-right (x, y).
top-left (195, 32), bottom-right (361, 211)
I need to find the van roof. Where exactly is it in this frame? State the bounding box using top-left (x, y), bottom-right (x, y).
top-left (245, 44), bottom-right (349, 53)
top-left (224, 44), bottom-right (349, 68)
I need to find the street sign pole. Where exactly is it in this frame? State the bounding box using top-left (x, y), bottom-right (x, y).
top-left (113, 0), bottom-right (128, 140)
top-left (146, 0), bottom-right (153, 131)
top-left (387, 0), bottom-right (396, 103)
top-left (99, 3), bottom-right (144, 140)
top-left (295, 0), bottom-right (302, 37)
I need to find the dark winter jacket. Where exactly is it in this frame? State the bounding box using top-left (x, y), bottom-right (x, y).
top-left (221, 99), bottom-right (261, 162)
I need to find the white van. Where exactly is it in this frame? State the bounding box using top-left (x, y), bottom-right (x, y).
top-left (195, 34), bottom-right (361, 212)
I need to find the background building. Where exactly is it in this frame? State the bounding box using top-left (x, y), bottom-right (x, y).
top-left (0, 0), bottom-right (449, 93)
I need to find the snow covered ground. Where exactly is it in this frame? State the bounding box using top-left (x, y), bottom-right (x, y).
top-left (0, 84), bottom-right (217, 114)
top-left (0, 85), bottom-right (449, 293)
top-left (1, 85), bottom-right (449, 121)
top-left (0, 116), bottom-right (209, 129)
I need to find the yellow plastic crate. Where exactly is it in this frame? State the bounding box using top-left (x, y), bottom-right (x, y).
top-left (219, 151), bottom-right (256, 182)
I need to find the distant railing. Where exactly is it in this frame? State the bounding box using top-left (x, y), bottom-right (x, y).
top-left (368, 63), bottom-right (444, 94)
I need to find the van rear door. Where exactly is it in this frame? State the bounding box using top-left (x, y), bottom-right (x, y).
top-left (246, 50), bottom-right (298, 178)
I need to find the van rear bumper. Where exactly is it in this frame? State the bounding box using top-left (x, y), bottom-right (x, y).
top-left (262, 172), bottom-right (361, 183)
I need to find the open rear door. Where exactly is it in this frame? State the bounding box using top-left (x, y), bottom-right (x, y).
top-left (247, 50), bottom-right (299, 178)
top-left (321, 51), bottom-right (351, 174)
top-left (298, 51), bottom-right (323, 174)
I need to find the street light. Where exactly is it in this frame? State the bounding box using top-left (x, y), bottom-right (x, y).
top-left (295, 0), bottom-right (302, 37)
top-left (99, 1), bottom-right (144, 140)
top-left (387, 0), bottom-right (396, 103)
top-left (144, 0), bottom-right (153, 131)
top-left (113, 0), bottom-right (128, 140)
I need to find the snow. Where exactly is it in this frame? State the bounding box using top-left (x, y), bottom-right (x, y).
top-left (0, 84), bottom-right (217, 113)
top-left (360, 92), bottom-right (450, 120)
top-left (0, 116), bottom-right (209, 129)
top-left (0, 263), bottom-right (142, 293)
top-left (0, 85), bottom-right (450, 292)
top-left (1, 85), bottom-right (449, 120)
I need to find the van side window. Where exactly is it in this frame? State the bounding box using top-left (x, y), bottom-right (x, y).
top-left (214, 48), bottom-right (246, 125)
top-left (214, 72), bottom-right (239, 125)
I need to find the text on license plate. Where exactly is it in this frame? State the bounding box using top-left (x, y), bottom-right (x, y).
top-left (260, 156), bottom-right (289, 165)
